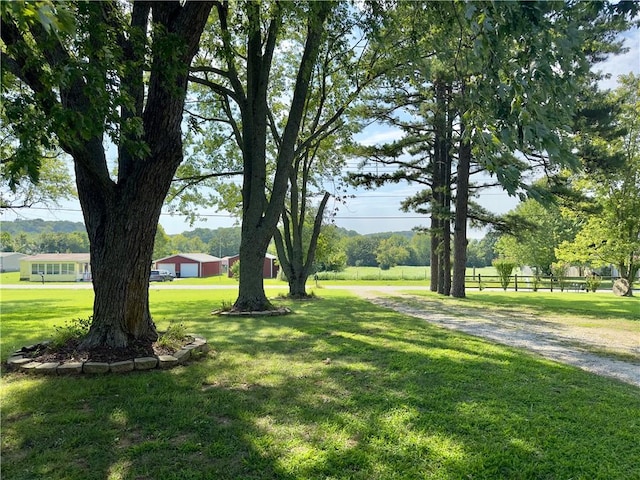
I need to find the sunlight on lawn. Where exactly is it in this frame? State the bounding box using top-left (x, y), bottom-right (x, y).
top-left (1, 287), bottom-right (639, 479)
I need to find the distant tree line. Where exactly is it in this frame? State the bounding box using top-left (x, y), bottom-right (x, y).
top-left (1, 219), bottom-right (88, 253)
top-left (2, 219), bottom-right (500, 270)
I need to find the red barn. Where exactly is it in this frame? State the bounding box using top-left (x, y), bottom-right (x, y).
top-left (223, 253), bottom-right (279, 279)
top-left (154, 253), bottom-right (221, 278)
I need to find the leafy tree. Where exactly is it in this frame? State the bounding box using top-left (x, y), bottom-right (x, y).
top-left (551, 262), bottom-right (571, 292)
top-left (556, 74), bottom-right (640, 294)
top-left (376, 235), bottom-right (410, 270)
top-left (0, 151), bottom-right (74, 210)
top-left (344, 235), bottom-right (380, 267)
top-left (270, 2), bottom-right (383, 297)
top-left (230, 260), bottom-right (240, 282)
top-left (313, 225), bottom-right (348, 272)
top-left (184, 1), bottom-right (334, 310)
top-left (466, 238), bottom-right (496, 268)
top-left (349, 1), bottom-right (637, 298)
top-left (1, 1), bottom-right (213, 348)
top-left (410, 233), bottom-right (431, 266)
top-left (207, 227), bottom-right (241, 258)
top-left (495, 198), bottom-right (580, 275)
top-left (153, 225), bottom-right (173, 260)
top-left (37, 231), bottom-right (89, 253)
top-left (168, 234), bottom-right (207, 254)
top-left (0, 231), bottom-right (14, 252)
top-left (0, 218), bottom-right (85, 235)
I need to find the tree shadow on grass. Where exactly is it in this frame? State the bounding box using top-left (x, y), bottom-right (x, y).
top-left (2, 293), bottom-right (640, 479)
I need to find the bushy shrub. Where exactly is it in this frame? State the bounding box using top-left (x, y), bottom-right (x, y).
top-left (492, 259), bottom-right (517, 291)
top-left (230, 261), bottom-right (240, 281)
top-left (585, 273), bottom-right (601, 292)
top-left (551, 262), bottom-right (570, 292)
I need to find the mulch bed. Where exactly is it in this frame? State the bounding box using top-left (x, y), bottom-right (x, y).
top-left (18, 338), bottom-right (186, 365)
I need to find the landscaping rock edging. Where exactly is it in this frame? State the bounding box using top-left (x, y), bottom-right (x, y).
top-left (6, 335), bottom-right (209, 376)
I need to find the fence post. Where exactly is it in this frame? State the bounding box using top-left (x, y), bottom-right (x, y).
top-left (515, 274), bottom-right (518, 292)
top-left (478, 274), bottom-right (482, 289)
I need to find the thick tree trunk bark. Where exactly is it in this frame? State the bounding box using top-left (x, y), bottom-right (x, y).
top-left (451, 133), bottom-right (471, 298)
top-left (79, 190), bottom-right (160, 349)
top-left (3, 2), bottom-right (213, 348)
top-left (235, 225), bottom-right (273, 311)
top-left (433, 80), bottom-right (451, 295)
top-left (75, 136), bottom-right (180, 349)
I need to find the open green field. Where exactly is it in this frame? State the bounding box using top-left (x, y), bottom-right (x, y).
top-left (1, 287), bottom-right (639, 480)
top-left (315, 266), bottom-right (499, 282)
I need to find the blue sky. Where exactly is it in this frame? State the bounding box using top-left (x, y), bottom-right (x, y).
top-left (3, 29), bottom-right (638, 238)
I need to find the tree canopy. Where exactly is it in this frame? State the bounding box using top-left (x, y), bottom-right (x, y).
top-left (556, 74), bottom-right (640, 292)
top-left (2, 1), bottom-right (213, 348)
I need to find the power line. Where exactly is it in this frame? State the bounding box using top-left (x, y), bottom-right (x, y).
top-left (4, 206), bottom-right (431, 221)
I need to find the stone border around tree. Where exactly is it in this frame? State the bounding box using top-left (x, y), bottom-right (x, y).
top-left (5, 335), bottom-right (209, 376)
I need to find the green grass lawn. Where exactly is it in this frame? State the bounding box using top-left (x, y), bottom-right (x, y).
top-left (404, 290), bottom-right (640, 322)
top-left (1, 288), bottom-right (639, 480)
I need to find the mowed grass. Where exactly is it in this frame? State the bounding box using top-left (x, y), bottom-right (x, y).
top-left (1, 288), bottom-right (639, 480)
top-left (405, 289), bottom-right (640, 322)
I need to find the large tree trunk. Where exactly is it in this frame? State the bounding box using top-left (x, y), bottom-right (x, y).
top-left (75, 115), bottom-right (189, 348)
top-left (2, 2), bottom-right (212, 347)
top-left (433, 80), bottom-right (451, 295)
top-left (441, 84), bottom-right (453, 296)
top-left (452, 129), bottom-right (471, 298)
top-left (235, 224), bottom-right (273, 311)
top-left (77, 165), bottom-right (162, 348)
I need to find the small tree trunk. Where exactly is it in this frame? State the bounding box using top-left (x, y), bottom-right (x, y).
top-left (621, 260), bottom-right (637, 297)
top-left (441, 215), bottom-right (451, 295)
top-left (430, 217), bottom-right (441, 292)
top-left (274, 192), bottom-right (330, 299)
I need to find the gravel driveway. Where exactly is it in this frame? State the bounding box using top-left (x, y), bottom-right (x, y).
top-left (342, 286), bottom-right (640, 389)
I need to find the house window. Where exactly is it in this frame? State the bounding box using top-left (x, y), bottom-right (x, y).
top-left (45, 264), bottom-right (61, 274)
top-left (61, 263), bottom-right (75, 275)
top-left (32, 263), bottom-right (45, 274)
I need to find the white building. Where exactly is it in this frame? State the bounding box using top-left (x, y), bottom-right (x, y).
top-left (20, 253), bottom-right (92, 282)
top-left (0, 252), bottom-right (27, 272)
